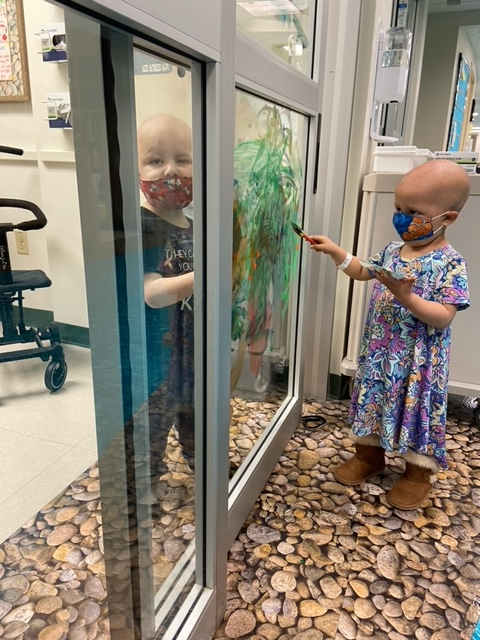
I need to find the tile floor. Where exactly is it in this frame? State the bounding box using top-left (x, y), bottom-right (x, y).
top-left (0, 344), bottom-right (96, 543)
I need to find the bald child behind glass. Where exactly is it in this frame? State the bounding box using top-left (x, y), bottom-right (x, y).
top-left (138, 114), bottom-right (195, 483)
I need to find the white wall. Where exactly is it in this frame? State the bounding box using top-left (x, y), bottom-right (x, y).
top-left (0, 0), bottom-right (87, 326)
top-left (303, 0), bottom-right (394, 399)
top-left (413, 10), bottom-right (480, 152)
top-left (331, 0), bottom-right (395, 377)
top-left (134, 71), bottom-right (192, 127)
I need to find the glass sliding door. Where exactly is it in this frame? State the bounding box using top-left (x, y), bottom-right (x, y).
top-left (230, 90), bottom-right (309, 479)
top-left (226, 0), bottom-right (321, 549)
top-left (30, 0), bottom-right (236, 636)
top-left (61, 8), bottom-right (206, 638)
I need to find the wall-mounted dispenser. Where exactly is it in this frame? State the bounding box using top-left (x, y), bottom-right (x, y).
top-left (370, 22), bottom-right (412, 144)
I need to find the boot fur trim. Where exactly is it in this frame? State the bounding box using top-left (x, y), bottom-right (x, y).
top-left (348, 429), bottom-right (381, 447)
top-left (402, 449), bottom-right (439, 482)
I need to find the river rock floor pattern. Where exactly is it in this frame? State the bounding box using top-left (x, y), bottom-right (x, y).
top-left (213, 397), bottom-right (480, 640)
top-left (1, 397), bottom-right (480, 640)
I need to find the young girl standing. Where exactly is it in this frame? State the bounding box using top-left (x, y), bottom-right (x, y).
top-left (311, 159), bottom-right (470, 510)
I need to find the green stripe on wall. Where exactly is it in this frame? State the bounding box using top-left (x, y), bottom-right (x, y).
top-left (22, 308), bottom-right (90, 348)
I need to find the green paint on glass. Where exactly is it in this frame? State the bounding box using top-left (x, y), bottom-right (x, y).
top-left (232, 105), bottom-right (303, 356)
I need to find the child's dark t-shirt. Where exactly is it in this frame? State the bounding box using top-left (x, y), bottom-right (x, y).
top-left (141, 206), bottom-right (194, 401)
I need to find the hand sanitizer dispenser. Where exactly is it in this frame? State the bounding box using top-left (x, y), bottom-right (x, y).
top-left (375, 27), bottom-right (412, 104)
top-left (370, 24), bottom-right (413, 143)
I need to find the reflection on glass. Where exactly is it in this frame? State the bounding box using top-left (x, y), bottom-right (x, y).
top-left (133, 50), bottom-right (197, 615)
top-left (230, 90), bottom-right (307, 477)
top-left (236, 0), bottom-right (315, 75)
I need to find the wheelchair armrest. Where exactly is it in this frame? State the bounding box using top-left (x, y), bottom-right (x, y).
top-left (0, 198), bottom-right (47, 230)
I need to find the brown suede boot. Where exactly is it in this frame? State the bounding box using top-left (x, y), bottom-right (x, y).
top-left (387, 462), bottom-right (433, 510)
top-left (333, 443), bottom-right (385, 486)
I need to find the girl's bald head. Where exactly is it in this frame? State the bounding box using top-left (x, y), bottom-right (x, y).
top-left (396, 159), bottom-right (470, 213)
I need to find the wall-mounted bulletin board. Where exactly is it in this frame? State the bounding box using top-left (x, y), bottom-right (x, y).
top-left (0, 0), bottom-right (30, 102)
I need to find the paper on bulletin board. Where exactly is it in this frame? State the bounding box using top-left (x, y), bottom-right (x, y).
top-left (0, 41), bottom-right (12, 81)
top-left (46, 93), bottom-right (72, 128)
top-left (0, 1), bottom-right (13, 81)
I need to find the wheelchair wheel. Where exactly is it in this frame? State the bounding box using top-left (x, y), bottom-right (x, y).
top-left (45, 359), bottom-right (67, 392)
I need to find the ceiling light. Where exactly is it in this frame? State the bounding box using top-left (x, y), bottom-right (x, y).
top-left (238, 0), bottom-right (300, 17)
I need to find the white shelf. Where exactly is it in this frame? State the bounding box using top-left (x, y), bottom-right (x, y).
top-left (0, 150), bottom-right (75, 163)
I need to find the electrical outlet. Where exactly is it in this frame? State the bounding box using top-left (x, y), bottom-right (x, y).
top-left (15, 229), bottom-right (29, 255)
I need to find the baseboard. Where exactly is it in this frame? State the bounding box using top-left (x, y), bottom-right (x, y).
top-left (328, 373), bottom-right (351, 400)
top-left (22, 308), bottom-right (90, 348)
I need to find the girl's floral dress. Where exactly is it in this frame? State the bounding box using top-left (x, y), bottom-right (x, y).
top-left (349, 241), bottom-right (470, 468)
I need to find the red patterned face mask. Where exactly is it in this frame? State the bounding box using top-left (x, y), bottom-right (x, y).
top-left (139, 176), bottom-right (193, 210)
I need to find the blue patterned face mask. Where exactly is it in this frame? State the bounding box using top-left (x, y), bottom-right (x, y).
top-left (393, 211), bottom-right (445, 243)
